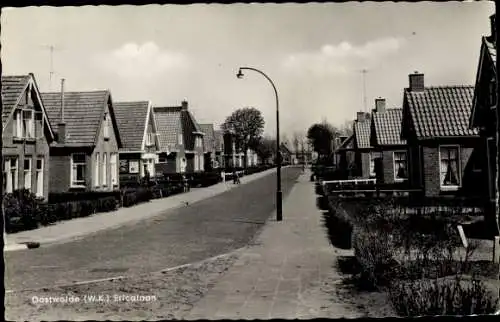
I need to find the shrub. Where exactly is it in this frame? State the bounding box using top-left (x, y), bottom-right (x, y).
top-left (389, 277), bottom-right (498, 316)
top-left (121, 187), bottom-right (152, 207)
top-left (3, 189), bottom-right (44, 233)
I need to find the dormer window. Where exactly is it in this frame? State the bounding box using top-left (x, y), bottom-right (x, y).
top-left (103, 112), bottom-right (110, 139)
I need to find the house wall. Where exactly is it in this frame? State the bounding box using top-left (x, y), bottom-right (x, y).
top-left (419, 138), bottom-right (480, 197)
top-left (48, 147), bottom-right (92, 193)
top-left (358, 150), bottom-right (371, 178)
top-left (2, 86), bottom-right (51, 199)
top-left (91, 101), bottom-right (120, 191)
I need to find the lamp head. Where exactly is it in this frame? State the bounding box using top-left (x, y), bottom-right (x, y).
top-left (236, 69), bottom-right (244, 79)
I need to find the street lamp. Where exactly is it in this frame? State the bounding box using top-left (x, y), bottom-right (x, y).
top-left (236, 67), bottom-right (282, 222)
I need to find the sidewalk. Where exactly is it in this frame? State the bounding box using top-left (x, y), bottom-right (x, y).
top-left (184, 170), bottom-right (363, 320)
top-left (4, 167), bottom-right (279, 252)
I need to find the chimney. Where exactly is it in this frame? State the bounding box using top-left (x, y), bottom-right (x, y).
top-left (374, 97), bottom-right (386, 113)
top-left (58, 78), bottom-right (66, 144)
top-left (57, 123), bottom-right (66, 144)
top-left (60, 78), bottom-right (65, 122)
top-left (181, 100), bottom-right (188, 110)
top-left (409, 71), bottom-right (424, 92)
top-left (489, 14), bottom-right (496, 44)
top-left (357, 111), bottom-right (366, 122)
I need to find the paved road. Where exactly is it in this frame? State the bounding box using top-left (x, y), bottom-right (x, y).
top-left (5, 167), bottom-right (302, 292)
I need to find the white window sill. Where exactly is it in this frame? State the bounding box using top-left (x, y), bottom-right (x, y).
top-left (394, 178), bottom-right (408, 182)
top-left (71, 185), bottom-right (86, 189)
top-left (440, 186), bottom-right (460, 192)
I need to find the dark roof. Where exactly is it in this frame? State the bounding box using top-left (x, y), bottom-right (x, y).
top-left (336, 134), bottom-right (354, 151)
top-left (214, 130), bottom-right (224, 152)
top-left (2, 75), bottom-right (31, 127)
top-left (114, 101), bottom-right (150, 151)
top-left (372, 108), bottom-right (406, 146)
top-left (354, 120), bottom-right (371, 149)
top-left (199, 123), bottom-right (216, 153)
top-left (41, 90), bottom-right (121, 146)
top-left (404, 86), bottom-right (478, 139)
top-left (153, 105), bottom-right (203, 152)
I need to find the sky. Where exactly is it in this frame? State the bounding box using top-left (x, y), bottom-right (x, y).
top-left (1, 2), bottom-right (495, 139)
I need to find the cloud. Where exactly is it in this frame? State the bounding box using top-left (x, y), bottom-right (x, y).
top-left (94, 42), bottom-right (189, 79)
top-left (282, 37), bottom-right (406, 76)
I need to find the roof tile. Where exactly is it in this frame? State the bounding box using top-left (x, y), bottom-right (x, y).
top-left (354, 119), bottom-right (371, 149)
top-left (199, 123), bottom-right (216, 153)
top-left (2, 75), bottom-right (30, 126)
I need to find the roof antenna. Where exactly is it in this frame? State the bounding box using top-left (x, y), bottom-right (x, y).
top-left (361, 69), bottom-right (368, 113)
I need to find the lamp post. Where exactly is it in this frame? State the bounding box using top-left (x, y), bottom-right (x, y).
top-left (237, 67), bottom-right (282, 221)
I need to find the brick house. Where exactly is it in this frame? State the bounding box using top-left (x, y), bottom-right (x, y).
top-left (353, 111), bottom-right (374, 178)
top-left (153, 101), bottom-right (205, 174)
top-left (41, 84), bottom-right (122, 192)
top-left (199, 123), bottom-right (217, 171)
top-left (2, 73), bottom-right (55, 200)
top-left (114, 101), bottom-right (160, 180)
top-left (401, 72), bottom-right (484, 198)
top-left (370, 98), bottom-right (409, 186)
top-left (469, 14), bottom-right (497, 204)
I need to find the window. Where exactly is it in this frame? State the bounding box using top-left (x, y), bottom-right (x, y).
top-left (71, 154), bottom-right (86, 187)
top-left (95, 153), bottom-right (100, 187)
top-left (146, 133), bottom-right (154, 146)
top-left (393, 151), bottom-right (408, 181)
top-left (102, 153), bottom-right (108, 187)
top-left (194, 155), bottom-right (199, 171)
top-left (369, 154), bottom-right (376, 178)
top-left (110, 153), bottom-right (118, 186)
top-left (13, 109), bottom-right (35, 139)
top-left (23, 110), bottom-right (35, 139)
top-left (24, 158), bottom-right (32, 191)
top-left (195, 137), bottom-right (202, 148)
top-left (158, 155), bottom-right (167, 163)
top-left (3, 157), bottom-right (18, 193)
top-left (35, 158), bottom-right (44, 197)
top-left (200, 155), bottom-right (204, 171)
top-left (129, 160), bottom-right (139, 174)
top-left (178, 134), bottom-right (183, 145)
top-left (440, 146), bottom-right (460, 189)
top-left (103, 113), bottom-right (110, 139)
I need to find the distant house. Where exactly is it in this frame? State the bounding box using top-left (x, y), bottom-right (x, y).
top-left (469, 13), bottom-right (497, 204)
top-left (220, 130), bottom-right (259, 168)
top-left (2, 73), bottom-right (55, 200)
top-left (199, 123), bottom-right (216, 171)
top-left (334, 134), bottom-right (355, 178)
top-left (279, 143), bottom-right (292, 164)
top-left (114, 101), bottom-right (160, 181)
top-left (370, 98), bottom-right (408, 185)
top-left (214, 130), bottom-right (225, 168)
top-left (401, 72), bottom-right (483, 198)
top-left (153, 101), bottom-right (205, 174)
top-left (42, 85), bottom-right (122, 192)
top-left (353, 111), bottom-right (373, 178)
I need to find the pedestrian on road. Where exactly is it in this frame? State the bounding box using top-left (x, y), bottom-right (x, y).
top-left (182, 174), bottom-right (190, 192)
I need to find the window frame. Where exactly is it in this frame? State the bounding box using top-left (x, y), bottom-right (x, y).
top-left (392, 151), bottom-right (408, 182)
top-left (94, 152), bottom-right (100, 187)
top-left (71, 153), bottom-right (87, 188)
top-left (24, 157), bottom-right (32, 191)
top-left (178, 134), bottom-right (183, 146)
top-left (3, 157), bottom-right (19, 193)
top-left (438, 145), bottom-right (461, 191)
top-left (102, 152), bottom-right (108, 187)
top-left (110, 153), bottom-right (118, 186)
top-left (35, 157), bottom-right (44, 197)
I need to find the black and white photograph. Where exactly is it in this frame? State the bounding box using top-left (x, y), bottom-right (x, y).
top-left (1, 1), bottom-right (500, 320)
